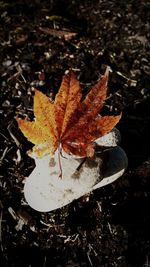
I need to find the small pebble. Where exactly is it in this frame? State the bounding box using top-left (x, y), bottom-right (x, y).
top-left (3, 60), bottom-right (12, 67)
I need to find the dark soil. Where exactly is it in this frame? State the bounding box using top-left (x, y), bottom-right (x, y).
top-left (0, 1), bottom-right (150, 266)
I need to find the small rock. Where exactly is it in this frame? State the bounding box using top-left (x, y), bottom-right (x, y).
top-left (3, 60), bottom-right (12, 67)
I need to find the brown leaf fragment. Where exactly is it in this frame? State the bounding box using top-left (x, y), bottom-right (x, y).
top-left (38, 27), bottom-right (77, 40)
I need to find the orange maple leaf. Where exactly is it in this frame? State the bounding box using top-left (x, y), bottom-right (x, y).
top-left (16, 68), bottom-right (121, 158)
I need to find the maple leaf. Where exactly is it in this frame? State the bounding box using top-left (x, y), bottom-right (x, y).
top-left (16, 68), bottom-right (121, 158)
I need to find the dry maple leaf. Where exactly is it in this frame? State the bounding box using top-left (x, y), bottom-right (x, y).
top-left (16, 68), bottom-right (121, 158)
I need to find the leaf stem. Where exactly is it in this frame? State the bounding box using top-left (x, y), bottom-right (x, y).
top-left (58, 144), bottom-right (62, 178)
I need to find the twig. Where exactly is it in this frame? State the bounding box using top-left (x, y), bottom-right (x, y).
top-left (116, 71), bottom-right (137, 87)
top-left (16, 65), bottom-right (27, 83)
top-left (58, 145), bottom-right (63, 178)
top-left (0, 132), bottom-right (9, 141)
top-left (96, 201), bottom-right (102, 212)
top-left (40, 220), bottom-right (65, 231)
top-left (43, 255), bottom-right (47, 267)
top-left (64, 234), bottom-right (79, 244)
top-left (8, 207), bottom-right (18, 220)
top-left (7, 123), bottom-right (21, 148)
top-left (0, 147), bottom-right (8, 162)
top-left (87, 254), bottom-right (93, 267)
top-left (88, 243), bottom-right (98, 257)
top-left (143, 255), bottom-right (150, 267)
top-left (107, 222), bottom-right (113, 234)
top-left (0, 201), bottom-right (4, 251)
top-left (15, 149), bottom-right (22, 164)
top-left (87, 248), bottom-right (93, 267)
top-left (7, 64), bottom-right (26, 83)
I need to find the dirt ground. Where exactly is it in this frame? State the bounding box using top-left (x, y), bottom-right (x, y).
top-left (0, 0), bottom-right (150, 266)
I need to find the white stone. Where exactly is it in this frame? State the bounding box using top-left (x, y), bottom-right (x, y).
top-left (24, 130), bottom-right (128, 212)
top-left (95, 128), bottom-right (121, 147)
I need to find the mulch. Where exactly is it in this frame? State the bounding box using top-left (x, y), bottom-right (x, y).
top-left (0, 1), bottom-right (150, 266)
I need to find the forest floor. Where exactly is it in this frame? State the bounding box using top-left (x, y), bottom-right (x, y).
top-left (0, 1), bottom-right (150, 266)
